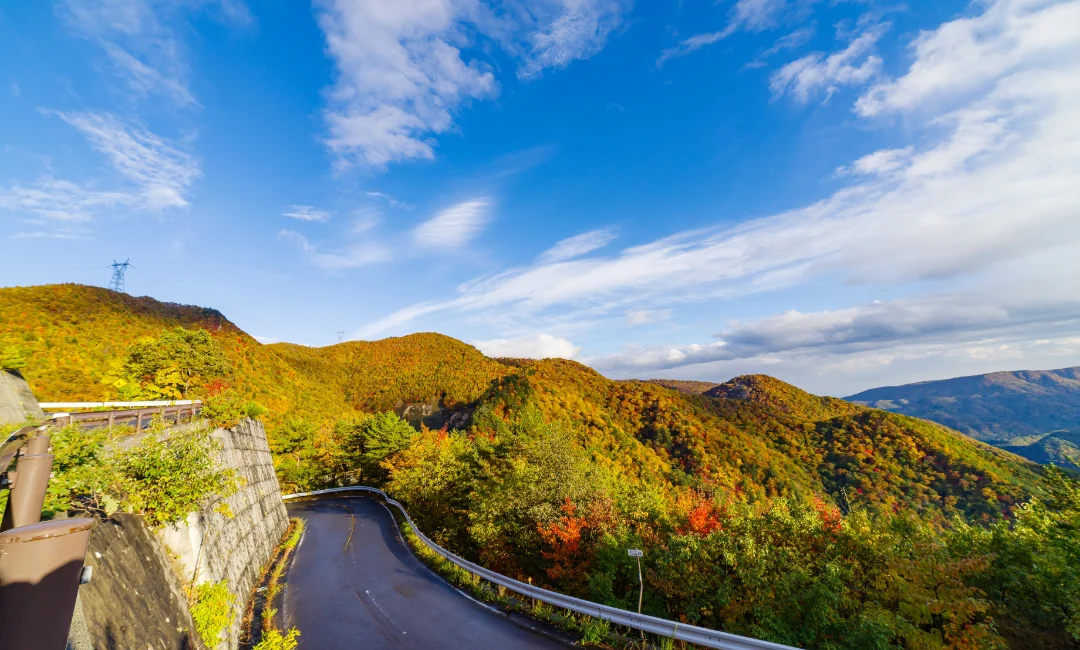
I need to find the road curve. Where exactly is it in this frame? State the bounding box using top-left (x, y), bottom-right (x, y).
top-left (284, 496), bottom-right (566, 649)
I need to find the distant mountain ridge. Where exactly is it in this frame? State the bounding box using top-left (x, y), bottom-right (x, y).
top-left (846, 367), bottom-right (1080, 470)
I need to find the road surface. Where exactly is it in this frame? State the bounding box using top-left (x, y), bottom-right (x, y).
top-left (284, 497), bottom-right (566, 649)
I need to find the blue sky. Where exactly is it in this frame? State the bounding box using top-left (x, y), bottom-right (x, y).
top-left (2, 0), bottom-right (1079, 396)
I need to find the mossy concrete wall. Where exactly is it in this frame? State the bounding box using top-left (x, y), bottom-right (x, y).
top-left (0, 369), bottom-right (45, 424)
top-left (160, 418), bottom-right (288, 649)
top-left (77, 513), bottom-right (203, 650)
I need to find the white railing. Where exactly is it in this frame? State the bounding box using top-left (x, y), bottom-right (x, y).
top-left (281, 486), bottom-right (799, 650)
top-left (39, 400), bottom-right (201, 410)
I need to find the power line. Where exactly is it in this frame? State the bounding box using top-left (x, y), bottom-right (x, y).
top-left (108, 259), bottom-right (132, 293)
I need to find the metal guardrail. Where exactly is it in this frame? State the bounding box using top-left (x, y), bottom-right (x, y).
top-left (282, 486), bottom-right (799, 650)
top-left (39, 400), bottom-right (201, 409)
top-left (46, 401), bottom-right (202, 431)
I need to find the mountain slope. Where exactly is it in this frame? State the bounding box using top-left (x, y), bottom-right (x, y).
top-left (0, 284), bottom-right (1047, 517)
top-left (847, 367), bottom-right (1080, 469)
top-left (0, 285), bottom-right (508, 475)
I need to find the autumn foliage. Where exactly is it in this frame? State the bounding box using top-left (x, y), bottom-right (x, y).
top-left (3, 284), bottom-right (1077, 649)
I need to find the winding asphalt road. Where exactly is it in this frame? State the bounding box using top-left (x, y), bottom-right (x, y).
top-left (284, 497), bottom-right (566, 649)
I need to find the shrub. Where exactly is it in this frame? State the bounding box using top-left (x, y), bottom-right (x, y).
top-left (253, 628), bottom-right (300, 650)
top-left (114, 431), bottom-right (238, 527)
top-left (190, 580), bottom-right (236, 648)
top-left (202, 387), bottom-right (267, 428)
top-left (44, 424), bottom-right (122, 516)
top-left (580, 617), bottom-right (610, 645)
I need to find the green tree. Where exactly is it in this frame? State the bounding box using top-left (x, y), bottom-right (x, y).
top-left (951, 467), bottom-right (1080, 643)
top-left (340, 412), bottom-right (417, 484)
top-left (124, 327), bottom-right (230, 399)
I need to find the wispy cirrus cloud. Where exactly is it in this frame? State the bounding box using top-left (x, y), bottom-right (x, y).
top-left (283, 205), bottom-right (333, 222)
top-left (57, 0), bottom-right (251, 108)
top-left (413, 197), bottom-right (492, 247)
top-left (657, 0), bottom-right (791, 67)
top-left (278, 229), bottom-right (392, 270)
top-left (539, 228), bottom-right (616, 263)
top-left (770, 23), bottom-right (887, 103)
top-left (315, 0), bottom-right (629, 168)
top-left (516, 0), bottom-right (627, 80)
top-left (0, 111), bottom-right (200, 235)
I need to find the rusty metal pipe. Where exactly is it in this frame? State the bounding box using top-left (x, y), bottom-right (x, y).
top-left (25, 434), bottom-right (50, 455)
top-left (0, 453), bottom-right (53, 532)
top-left (0, 518), bottom-right (94, 650)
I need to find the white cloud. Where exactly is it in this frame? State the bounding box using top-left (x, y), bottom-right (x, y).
top-left (472, 333), bottom-right (581, 359)
top-left (58, 0), bottom-right (250, 108)
top-left (101, 41), bottom-right (200, 108)
top-left (626, 309), bottom-right (671, 326)
top-left (856, 0), bottom-right (1080, 116)
top-left (837, 146), bottom-right (914, 176)
top-left (0, 111), bottom-right (199, 231)
top-left (278, 229), bottom-right (392, 270)
top-left (52, 111), bottom-right (200, 210)
top-left (539, 228), bottom-right (616, 263)
top-left (657, 0), bottom-right (790, 67)
top-left (770, 24), bottom-right (887, 103)
top-left (366, 191), bottom-right (409, 209)
top-left (591, 294), bottom-right (1080, 372)
top-left (315, 0), bottom-right (627, 168)
top-left (517, 0), bottom-right (626, 79)
top-left (413, 197), bottom-right (492, 247)
top-left (283, 205), bottom-right (333, 222)
top-left (657, 31), bottom-right (728, 68)
top-left (10, 83), bottom-right (21, 99)
top-left (357, 0), bottom-right (1080, 360)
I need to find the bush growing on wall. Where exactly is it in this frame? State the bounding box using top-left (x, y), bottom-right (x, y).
top-left (114, 431), bottom-right (239, 527)
top-left (44, 423), bottom-right (239, 527)
top-left (190, 580), bottom-right (235, 648)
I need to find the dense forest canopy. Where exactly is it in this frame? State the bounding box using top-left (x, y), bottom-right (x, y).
top-left (848, 368), bottom-right (1080, 470)
top-left (2, 284), bottom-right (1077, 648)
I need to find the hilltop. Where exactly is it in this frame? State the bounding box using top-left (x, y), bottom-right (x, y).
top-left (0, 284), bottom-right (1046, 516)
top-left (848, 367), bottom-right (1080, 469)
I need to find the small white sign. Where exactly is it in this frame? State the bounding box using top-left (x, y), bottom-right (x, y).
top-left (627, 549), bottom-right (643, 557)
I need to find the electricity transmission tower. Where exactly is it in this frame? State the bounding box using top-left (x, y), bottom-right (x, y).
top-left (337, 331), bottom-right (346, 343)
top-left (108, 259), bottom-right (132, 293)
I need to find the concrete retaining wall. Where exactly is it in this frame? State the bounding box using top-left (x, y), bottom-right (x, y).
top-left (78, 417), bottom-right (287, 650)
top-left (0, 369), bottom-right (45, 424)
top-left (160, 418), bottom-right (289, 649)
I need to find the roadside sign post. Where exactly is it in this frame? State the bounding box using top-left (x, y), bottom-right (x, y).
top-left (628, 548), bottom-right (644, 637)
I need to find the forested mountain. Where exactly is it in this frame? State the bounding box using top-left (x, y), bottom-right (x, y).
top-left (3, 284), bottom-right (1077, 648)
top-left (848, 368), bottom-right (1080, 470)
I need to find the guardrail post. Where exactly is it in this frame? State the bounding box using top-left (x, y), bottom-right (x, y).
top-left (0, 451), bottom-right (53, 532)
top-left (0, 518), bottom-right (94, 650)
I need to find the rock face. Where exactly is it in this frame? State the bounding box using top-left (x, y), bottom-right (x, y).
top-left (0, 369), bottom-right (45, 424)
top-left (159, 418), bottom-right (289, 649)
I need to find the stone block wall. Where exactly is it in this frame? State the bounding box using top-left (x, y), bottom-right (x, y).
top-left (160, 417), bottom-right (288, 649)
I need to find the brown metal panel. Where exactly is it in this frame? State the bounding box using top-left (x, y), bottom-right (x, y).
top-left (0, 519), bottom-right (94, 650)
